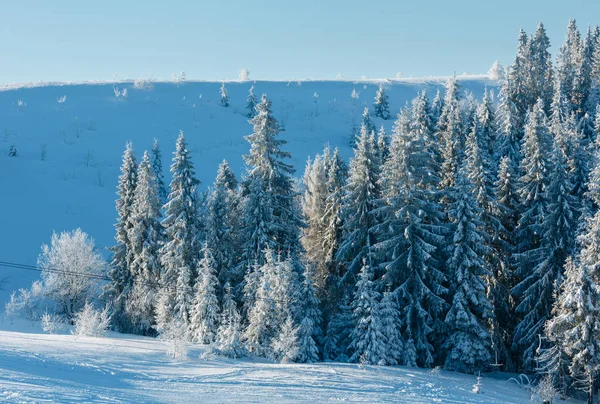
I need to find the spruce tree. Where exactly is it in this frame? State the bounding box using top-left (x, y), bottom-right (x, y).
top-left (497, 76), bottom-right (523, 169)
top-left (157, 131), bottom-right (201, 329)
top-left (296, 266), bottom-right (321, 363)
top-left (301, 153), bottom-right (330, 292)
top-left (361, 107), bottom-right (376, 135)
top-left (379, 291), bottom-right (404, 365)
top-left (106, 141), bottom-right (138, 331)
top-left (438, 76), bottom-right (464, 189)
top-left (373, 84), bottom-right (391, 120)
top-left (246, 85), bottom-right (258, 118)
top-left (556, 19), bottom-right (582, 114)
top-left (151, 138), bottom-right (167, 205)
top-left (336, 125), bottom-right (381, 283)
top-left (220, 82), bottom-right (229, 107)
top-left (529, 22), bottom-right (554, 112)
top-left (240, 94), bottom-right (303, 274)
top-left (206, 160), bottom-right (238, 285)
top-left (443, 169), bottom-right (494, 373)
top-left (216, 283), bottom-right (247, 358)
top-left (349, 264), bottom-right (386, 365)
top-left (126, 150), bottom-right (164, 335)
top-left (190, 244), bottom-right (220, 344)
top-left (271, 316), bottom-right (300, 363)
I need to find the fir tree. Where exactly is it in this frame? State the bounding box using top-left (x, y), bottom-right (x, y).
top-left (216, 283), bottom-right (247, 358)
top-left (361, 107), bottom-right (376, 135)
top-left (157, 131), bottom-right (201, 329)
top-left (379, 291), bottom-right (404, 365)
top-left (240, 94), bottom-right (303, 275)
top-left (190, 244), bottom-right (220, 344)
top-left (438, 76), bottom-right (464, 189)
top-left (271, 316), bottom-right (300, 363)
top-left (529, 22), bottom-right (554, 112)
top-left (246, 85), bottom-right (258, 118)
top-left (497, 76), bottom-right (523, 169)
top-left (106, 141), bottom-right (138, 331)
top-left (206, 160), bottom-right (238, 285)
top-left (220, 82), bottom-right (229, 107)
top-left (296, 265), bottom-right (322, 363)
top-left (126, 150), bottom-right (164, 335)
top-left (545, 255), bottom-right (600, 403)
top-left (349, 264), bottom-right (386, 365)
top-left (443, 169), bottom-right (494, 373)
top-left (151, 138), bottom-right (167, 205)
top-left (556, 20), bottom-right (582, 114)
top-left (373, 84), bottom-right (391, 120)
top-left (336, 126), bottom-right (381, 283)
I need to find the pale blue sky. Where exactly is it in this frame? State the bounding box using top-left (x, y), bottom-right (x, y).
top-left (1, 0), bottom-right (599, 83)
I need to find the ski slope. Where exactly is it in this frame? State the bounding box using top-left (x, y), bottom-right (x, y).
top-left (0, 321), bottom-right (541, 403)
top-left (0, 77), bottom-right (495, 304)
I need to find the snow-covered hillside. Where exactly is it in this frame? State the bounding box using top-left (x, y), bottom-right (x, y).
top-left (0, 321), bottom-right (539, 403)
top-left (0, 77), bottom-right (495, 301)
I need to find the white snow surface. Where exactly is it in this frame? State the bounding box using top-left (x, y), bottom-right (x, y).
top-left (0, 320), bottom-right (542, 403)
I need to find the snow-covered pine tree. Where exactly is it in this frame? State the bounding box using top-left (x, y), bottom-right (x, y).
top-left (477, 88), bottom-right (498, 167)
top-left (321, 147), bottom-right (348, 290)
top-left (491, 156), bottom-right (520, 371)
top-left (348, 263), bottom-right (386, 365)
top-left (528, 22), bottom-right (553, 112)
top-left (323, 294), bottom-right (353, 362)
top-left (371, 108), bottom-right (446, 368)
top-left (246, 85), bottom-right (258, 118)
top-left (336, 125), bottom-right (381, 283)
top-left (438, 76), bottom-right (464, 189)
top-left (443, 167), bottom-right (494, 373)
top-left (151, 138), bottom-right (167, 205)
top-left (373, 84), bottom-right (391, 120)
top-left (106, 141), bottom-right (138, 331)
top-left (513, 98), bottom-right (553, 266)
top-left (206, 160), bottom-right (239, 286)
top-left (431, 88), bottom-right (444, 129)
top-left (216, 282), bottom-right (247, 358)
top-left (376, 125), bottom-right (389, 164)
top-left (361, 107), bottom-right (376, 135)
top-left (296, 266), bottom-right (321, 363)
top-left (239, 94), bottom-right (303, 278)
top-left (244, 249), bottom-right (278, 356)
top-left (507, 29), bottom-right (532, 132)
top-left (157, 131), bottom-right (201, 330)
top-left (271, 315), bottom-right (300, 363)
top-left (190, 243), bottom-right (220, 344)
top-left (556, 19), bottom-right (582, 114)
top-left (126, 150), bottom-right (164, 335)
top-left (411, 91), bottom-right (440, 189)
top-left (301, 153), bottom-right (330, 292)
top-left (513, 142), bottom-right (575, 371)
top-left (497, 76), bottom-right (523, 170)
top-left (572, 26), bottom-right (596, 118)
top-left (220, 82), bottom-right (229, 107)
top-left (378, 291), bottom-right (404, 365)
top-left (545, 253), bottom-right (600, 403)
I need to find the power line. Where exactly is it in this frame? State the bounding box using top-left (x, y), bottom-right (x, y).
top-left (0, 260), bottom-right (296, 305)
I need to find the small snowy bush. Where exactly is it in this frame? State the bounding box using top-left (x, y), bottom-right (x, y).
top-left (488, 61), bottom-right (505, 81)
top-left (57, 95), bottom-right (67, 104)
top-left (41, 311), bottom-right (65, 334)
top-left (5, 281), bottom-right (44, 321)
top-left (72, 302), bottom-right (111, 338)
top-left (535, 375), bottom-right (557, 404)
top-left (239, 68), bottom-right (250, 82)
top-left (160, 320), bottom-right (189, 360)
top-left (133, 76), bottom-right (154, 90)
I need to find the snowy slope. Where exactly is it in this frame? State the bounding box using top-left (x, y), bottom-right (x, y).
top-left (0, 321), bottom-right (542, 403)
top-left (0, 77), bottom-right (495, 304)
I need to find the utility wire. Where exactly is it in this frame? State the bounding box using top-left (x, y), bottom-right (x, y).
top-left (0, 260), bottom-right (296, 305)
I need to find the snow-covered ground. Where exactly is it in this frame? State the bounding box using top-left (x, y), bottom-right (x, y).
top-left (0, 320), bottom-right (539, 403)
